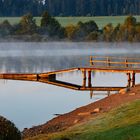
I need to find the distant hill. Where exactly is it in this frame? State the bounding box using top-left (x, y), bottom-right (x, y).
top-left (0, 0), bottom-right (140, 17)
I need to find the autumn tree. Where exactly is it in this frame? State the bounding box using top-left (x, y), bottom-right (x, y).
top-left (16, 13), bottom-right (37, 35)
top-left (103, 23), bottom-right (114, 41)
top-left (124, 16), bottom-right (137, 27)
top-left (65, 24), bottom-right (77, 39)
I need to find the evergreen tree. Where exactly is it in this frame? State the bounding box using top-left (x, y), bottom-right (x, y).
top-left (40, 11), bottom-right (65, 38)
top-left (0, 0), bottom-right (140, 16)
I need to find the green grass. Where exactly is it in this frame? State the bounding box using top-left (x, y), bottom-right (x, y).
top-left (56, 16), bottom-right (140, 28)
top-left (25, 100), bottom-right (140, 140)
top-left (0, 16), bottom-right (140, 29)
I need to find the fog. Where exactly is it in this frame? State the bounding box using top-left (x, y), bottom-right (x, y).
top-left (0, 42), bottom-right (140, 73)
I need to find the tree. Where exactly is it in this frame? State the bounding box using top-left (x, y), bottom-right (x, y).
top-left (0, 20), bottom-right (13, 36)
top-left (40, 11), bottom-right (52, 27)
top-left (74, 20), bottom-right (99, 40)
top-left (135, 23), bottom-right (140, 41)
top-left (43, 0), bottom-right (140, 16)
top-left (0, 0), bottom-right (140, 16)
top-left (0, 0), bottom-right (3, 16)
top-left (65, 24), bottom-right (77, 39)
top-left (0, 116), bottom-right (21, 140)
top-left (40, 11), bottom-right (65, 38)
top-left (103, 23), bottom-right (114, 41)
top-left (124, 16), bottom-right (137, 27)
top-left (16, 13), bottom-right (37, 35)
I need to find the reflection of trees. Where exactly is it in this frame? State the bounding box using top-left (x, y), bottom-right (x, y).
top-left (0, 79), bottom-right (7, 84)
top-left (0, 55), bottom-right (89, 73)
top-left (0, 43), bottom-right (139, 74)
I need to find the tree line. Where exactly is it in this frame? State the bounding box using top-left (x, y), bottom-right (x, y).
top-left (0, 0), bottom-right (45, 16)
top-left (0, 12), bottom-right (140, 42)
top-left (45, 0), bottom-right (140, 16)
top-left (0, 0), bottom-right (140, 17)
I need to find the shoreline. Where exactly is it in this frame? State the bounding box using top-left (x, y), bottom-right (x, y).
top-left (0, 36), bottom-right (140, 43)
top-left (23, 85), bottom-right (140, 138)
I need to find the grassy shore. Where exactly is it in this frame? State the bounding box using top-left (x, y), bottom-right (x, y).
top-left (0, 16), bottom-right (140, 29)
top-left (25, 99), bottom-right (140, 140)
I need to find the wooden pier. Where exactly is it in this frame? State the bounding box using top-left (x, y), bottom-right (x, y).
top-left (0, 56), bottom-right (140, 93)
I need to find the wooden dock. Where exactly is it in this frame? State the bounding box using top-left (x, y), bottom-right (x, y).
top-left (0, 56), bottom-right (140, 92)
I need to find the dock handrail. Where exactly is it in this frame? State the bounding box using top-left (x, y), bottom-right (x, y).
top-left (90, 56), bottom-right (140, 68)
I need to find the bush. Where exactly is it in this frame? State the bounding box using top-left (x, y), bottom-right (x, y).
top-left (0, 116), bottom-right (21, 140)
top-left (86, 31), bottom-right (98, 41)
top-left (73, 20), bottom-right (99, 40)
top-left (65, 24), bottom-right (77, 39)
top-left (0, 20), bottom-right (13, 36)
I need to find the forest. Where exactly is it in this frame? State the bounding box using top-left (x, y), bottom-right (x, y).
top-left (0, 0), bottom-right (140, 17)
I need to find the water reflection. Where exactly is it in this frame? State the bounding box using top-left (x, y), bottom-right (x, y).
top-left (0, 42), bottom-right (140, 130)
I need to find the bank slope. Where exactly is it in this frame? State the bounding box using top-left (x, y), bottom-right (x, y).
top-left (25, 99), bottom-right (140, 140)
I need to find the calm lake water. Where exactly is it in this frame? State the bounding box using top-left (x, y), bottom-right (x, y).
top-left (0, 42), bottom-right (140, 130)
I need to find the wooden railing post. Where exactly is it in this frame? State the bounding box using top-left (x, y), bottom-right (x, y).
top-left (107, 57), bottom-right (110, 67)
top-left (82, 70), bottom-right (86, 87)
top-left (90, 56), bottom-right (93, 66)
top-left (125, 59), bottom-right (128, 68)
top-left (132, 73), bottom-right (136, 87)
top-left (127, 73), bottom-right (131, 87)
top-left (90, 90), bottom-right (93, 99)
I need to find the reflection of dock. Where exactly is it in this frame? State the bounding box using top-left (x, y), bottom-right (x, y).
top-left (0, 73), bottom-right (125, 91)
top-left (39, 79), bottom-right (125, 91)
top-left (0, 56), bottom-right (140, 95)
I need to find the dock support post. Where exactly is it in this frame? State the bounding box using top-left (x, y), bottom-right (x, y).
top-left (37, 74), bottom-right (40, 81)
top-left (107, 91), bottom-right (111, 97)
top-left (82, 70), bottom-right (86, 87)
top-left (127, 73), bottom-right (131, 87)
top-left (132, 73), bottom-right (136, 87)
top-left (90, 90), bottom-right (93, 99)
top-left (88, 70), bottom-right (92, 87)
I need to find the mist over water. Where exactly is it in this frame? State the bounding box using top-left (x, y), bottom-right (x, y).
top-left (0, 42), bottom-right (140, 73)
top-left (0, 42), bottom-right (140, 130)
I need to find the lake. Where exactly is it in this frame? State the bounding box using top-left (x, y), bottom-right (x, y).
top-left (0, 42), bottom-right (140, 131)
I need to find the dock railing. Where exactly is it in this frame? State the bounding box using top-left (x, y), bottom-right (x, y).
top-left (90, 56), bottom-right (140, 68)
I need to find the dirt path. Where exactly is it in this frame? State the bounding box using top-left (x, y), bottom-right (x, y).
top-left (23, 85), bottom-right (140, 138)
